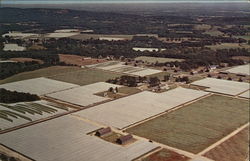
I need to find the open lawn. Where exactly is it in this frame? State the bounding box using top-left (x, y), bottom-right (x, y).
top-left (204, 126), bottom-right (249, 161)
top-left (0, 66), bottom-right (82, 85)
top-left (49, 68), bottom-right (122, 86)
top-left (126, 95), bottom-right (249, 154)
top-left (135, 56), bottom-right (184, 64)
top-left (142, 149), bottom-right (190, 161)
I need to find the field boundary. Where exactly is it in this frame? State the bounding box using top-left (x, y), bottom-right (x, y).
top-left (198, 122), bottom-right (250, 156)
top-left (122, 92), bottom-right (212, 131)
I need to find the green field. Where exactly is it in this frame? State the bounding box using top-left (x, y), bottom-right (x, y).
top-left (49, 68), bottom-right (122, 86)
top-left (146, 71), bottom-right (170, 80)
top-left (126, 95), bottom-right (249, 154)
top-left (135, 56), bottom-right (184, 64)
top-left (0, 66), bottom-right (82, 85)
top-left (204, 26), bottom-right (223, 36)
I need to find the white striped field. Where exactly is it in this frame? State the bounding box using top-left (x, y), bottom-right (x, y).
top-left (0, 77), bottom-right (79, 96)
top-left (191, 78), bottom-right (250, 96)
top-left (0, 115), bottom-right (158, 161)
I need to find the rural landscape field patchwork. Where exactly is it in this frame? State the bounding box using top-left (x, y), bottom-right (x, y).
top-left (0, 1), bottom-right (249, 161)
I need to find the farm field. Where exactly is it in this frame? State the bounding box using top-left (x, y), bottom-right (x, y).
top-left (44, 32), bottom-right (79, 38)
top-left (0, 100), bottom-right (70, 131)
top-left (46, 82), bottom-right (121, 107)
top-left (70, 33), bottom-right (133, 40)
top-left (3, 43), bottom-right (26, 51)
top-left (191, 78), bottom-right (250, 96)
top-left (10, 57), bottom-right (44, 64)
top-left (205, 43), bottom-right (250, 50)
top-left (142, 148), bottom-right (190, 161)
top-left (204, 126), bottom-right (249, 161)
top-left (0, 66), bottom-right (82, 85)
top-left (204, 26), bottom-right (223, 36)
top-left (89, 61), bottom-right (162, 77)
top-left (74, 87), bottom-right (208, 129)
top-left (49, 68), bottom-right (122, 86)
top-left (146, 71), bottom-right (169, 80)
top-left (0, 77), bottom-right (79, 96)
top-left (225, 64), bottom-right (250, 76)
top-left (232, 56), bottom-right (250, 62)
top-left (135, 56), bottom-right (184, 63)
top-left (2, 32), bottom-right (39, 39)
top-left (126, 95), bottom-right (249, 154)
top-left (0, 115), bottom-right (158, 161)
top-left (59, 54), bottom-right (106, 66)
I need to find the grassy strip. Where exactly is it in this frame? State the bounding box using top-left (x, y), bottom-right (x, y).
top-left (47, 103), bottom-right (69, 111)
top-left (0, 113), bottom-right (13, 122)
top-left (0, 104), bottom-right (26, 114)
top-left (15, 104), bottom-right (43, 115)
top-left (27, 103), bottom-right (57, 113)
top-left (0, 110), bottom-right (18, 119)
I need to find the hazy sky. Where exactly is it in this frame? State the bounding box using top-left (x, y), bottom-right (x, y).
top-left (1, 0), bottom-right (249, 4)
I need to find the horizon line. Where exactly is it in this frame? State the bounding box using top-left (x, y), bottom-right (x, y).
top-left (1, 1), bottom-right (249, 5)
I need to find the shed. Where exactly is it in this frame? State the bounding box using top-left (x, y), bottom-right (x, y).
top-left (219, 71), bottom-right (229, 75)
top-left (95, 127), bottom-right (112, 137)
top-left (116, 134), bottom-right (133, 145)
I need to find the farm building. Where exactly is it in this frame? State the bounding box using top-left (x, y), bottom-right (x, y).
top-left (74, 87), bottom-right (209, 129)
top-left (46, 82), bottom-right (121, 107)
top-left (95, 127), bottom-right (112, 137)
top-left (116, 134), bottom-right (133, 145)
top-left (191, 78), bottom-right (250, 96)
top-left (0, 77), bottom-right (79, 96)
top-left (133, 47), bottom-right (166, 52)
top-left (0, 116), bottom-right (158, 161)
